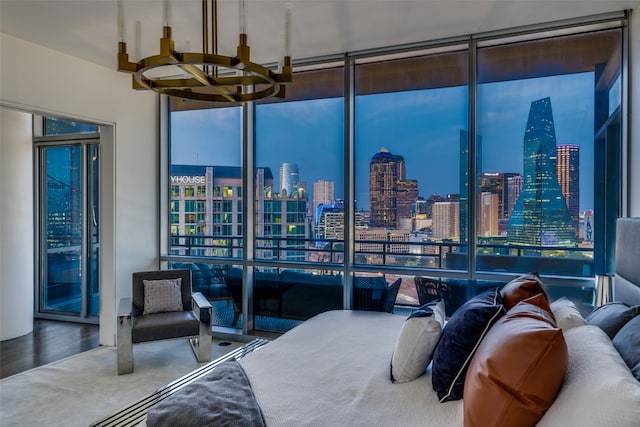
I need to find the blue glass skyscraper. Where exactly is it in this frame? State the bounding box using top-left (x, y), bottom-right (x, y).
top-left (507, 97), bottom-right (575, 251)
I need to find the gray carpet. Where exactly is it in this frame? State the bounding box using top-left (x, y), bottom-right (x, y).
top-left (0, 338), bottom-right (243, 426)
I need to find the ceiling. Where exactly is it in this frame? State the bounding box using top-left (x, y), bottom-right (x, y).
top-left (1, 0), bottom-right (638, 71)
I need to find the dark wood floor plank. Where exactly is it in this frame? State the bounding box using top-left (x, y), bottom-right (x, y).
top-left (0, 319), bottom-right (99, 379)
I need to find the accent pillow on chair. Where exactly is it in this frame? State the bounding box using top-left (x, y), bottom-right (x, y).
top-left (499, 272), bottom-right (546, 310)
top-left (390, 299), bottom-right (445, 383)
top-left (463, 293), bottom-right (568, 427)
top-left (431, 288), bottom-right (505, 402)
top-left (143, 278), bottom-right (184, 315)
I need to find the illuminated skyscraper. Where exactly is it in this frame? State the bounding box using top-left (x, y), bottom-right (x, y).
top-left (478, 192), bottom-right (499, 237)
top-left (279, 162), bottom-right (299, 197)
top-left (507, 97), bottom-right (575, 250)
top-left (369, 148), bottom-right (410, 228)
top-left (432, 202), bottom-right (460, 240)
top-left (556, 144), bottom-right (580, 231)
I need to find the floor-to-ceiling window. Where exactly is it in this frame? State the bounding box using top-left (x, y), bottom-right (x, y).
top-left (35, 118), bottom-right (100, 322)
top-left (165, 13), bottom-right (627, 333)
top-left (475, 28), bottom-right (622, 310)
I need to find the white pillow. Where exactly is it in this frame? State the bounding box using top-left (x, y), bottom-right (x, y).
top-left (550, 297), bottom-right (587, 332)
top-left (143, 278), bottom-right (184, 315)
top-left (537, 325), bottom-right (640, 427)
top-left (390, 299), bottom-right (445, 383)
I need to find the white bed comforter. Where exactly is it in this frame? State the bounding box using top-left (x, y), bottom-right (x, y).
top-left (239, 310), bottom-right (463, 427)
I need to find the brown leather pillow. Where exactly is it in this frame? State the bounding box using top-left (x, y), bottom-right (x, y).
top-left (500, 272), bottom-right (547, 310)
top-left (463, 293), bottom-right (567, 427)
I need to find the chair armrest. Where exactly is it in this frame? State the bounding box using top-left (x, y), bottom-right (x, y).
top-left (192, 292), bottom-right (212, 326)
top-left (192, 292), bottom-right (211, 310)
top-left (118, 297), bottom-right (132, 318)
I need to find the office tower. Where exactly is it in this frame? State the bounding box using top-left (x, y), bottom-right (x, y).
top-left (396, 179), bottom-right (418, 221)
top-left (369, 147), bottom-right (407, 228)
top-left (556, 144), bottom-right (580, 231)
top-left (459, 130), bottom-right (482, 246)
top-left (432, 201), bottom-right (460, 240)
top-left (507, 97), bottom-right (575, 250)
top-left (279, 162), bottom-right (299, 197)
top-left (314, 204), bottom-right (345, 241)
top-left (479, 172), bottom-right (521, 220)
top-left (413, 199), bottom-right (427, 216)
top-left (506, 174), bottom-right (523, 219)
top-left (313, 180), bottom-right (335, 224)
top-left (478, 192), bottom-right (499, 237)
top-left (425, 194), bottom-right (445, 217)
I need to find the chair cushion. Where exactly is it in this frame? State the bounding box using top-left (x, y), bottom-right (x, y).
top-left (143, 278), bottom-right (184, 315)
top-left (390, 299), bottom-right (445, 383)
top-left (585, 302), bottom-right (640, 339)
top-left (500, 272), bottom-right (546, 310)
top-left (431, 287), bottom-right (505, 402)
top-left (464, 294), bottom-right (568, 427)
top-left (132, 310), bottom-right (199, 343)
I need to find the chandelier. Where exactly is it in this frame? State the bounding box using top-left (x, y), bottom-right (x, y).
top-left (116, 0), bottom-right (292, 103)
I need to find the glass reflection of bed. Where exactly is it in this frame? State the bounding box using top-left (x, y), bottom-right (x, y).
top-left (93, 218), bottom-right (640, 427)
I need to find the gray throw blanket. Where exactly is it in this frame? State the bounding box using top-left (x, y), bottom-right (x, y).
top-left (146, 360), bottom-right (266, 427)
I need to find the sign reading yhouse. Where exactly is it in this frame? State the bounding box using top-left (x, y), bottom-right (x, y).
top-left (171, 176), bottom-right (205, 184)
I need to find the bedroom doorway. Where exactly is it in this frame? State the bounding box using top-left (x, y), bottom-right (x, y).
top-left (34, 118), bottom-right (100, 322)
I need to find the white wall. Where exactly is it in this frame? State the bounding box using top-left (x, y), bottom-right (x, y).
top-left (0, 108), bottom-right (34, 340)
top-left (0, 33), bottom-right (159, 345)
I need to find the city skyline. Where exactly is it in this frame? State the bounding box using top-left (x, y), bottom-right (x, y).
top-left (171, 72), bottom-right (595, 215)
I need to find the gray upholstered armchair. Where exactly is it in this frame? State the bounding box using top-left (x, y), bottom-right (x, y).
top-left (117, 270), bottom-right (212, 375)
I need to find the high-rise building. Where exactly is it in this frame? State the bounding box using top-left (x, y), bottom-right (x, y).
top-left (312, 180), bottom-right (335, 224)
top-left (507, 97), bottom-right (575, 250)
top-left (506, 174), bottom-right (523, 219)
top-left (396, 179), bottom-right (418, 221)
top-left (369, 147), bottom-right (418, 228)
top-left (479, 172), bottom-right (521, 220)
top-left (459, 130), bottom-right (482, 246)
top-left (432, 201), bottom-right (460, 240)
top-left (478, 192), bottom-right (499, 237)
top-left (556, 144), bottom-right (580, 231)
top-left (170, 164), bottom-right (308, 261)
top-left (279, 162), bottom-right (299, 197)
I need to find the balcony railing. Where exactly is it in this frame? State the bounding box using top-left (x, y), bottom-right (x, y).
top-left (169, 234), bottom-right (594, 276)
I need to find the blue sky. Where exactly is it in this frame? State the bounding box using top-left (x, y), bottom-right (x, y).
top-left (171, 72), bottom-right (596, 213)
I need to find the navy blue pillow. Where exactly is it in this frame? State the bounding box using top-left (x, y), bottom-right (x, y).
top-left (431, 288), bottom-right (505, 402)
top-left (585, 302), bottom-right (640, 339)
top-left (612, 314), bottom-right (640, 381)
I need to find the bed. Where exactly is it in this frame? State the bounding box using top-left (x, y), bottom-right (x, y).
top-left (95, 217), bottom-right (640, 427)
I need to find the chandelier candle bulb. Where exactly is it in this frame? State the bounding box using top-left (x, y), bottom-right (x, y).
top-left (239, 0), bottom-right (247, 35)
top-left (163, 0), bottom-right (172, 27)
top-left (117, 0), bottom-right (125, 42)
top-left (135, 21), bottom-right (141, 61)
top-left (284, 6), bottom-right (291, 58)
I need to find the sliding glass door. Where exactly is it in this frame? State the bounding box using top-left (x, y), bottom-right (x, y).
top-left (36, 122), bottom-right (100, 321)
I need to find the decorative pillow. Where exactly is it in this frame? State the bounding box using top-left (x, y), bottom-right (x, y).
top-left (550, 297), bottom-right (587, 332)
top-left (500, 272), bottom-right (546, 310)
top-left (612, 314), bottom-right (640, 381)
top-left (585, 302), bottom-right (640, 339)
top-left (431, 288), bottom-right (505, 402)
top-left (390, 299), bottom-right (445, 383)
top-left (463, 294), bottom-right (567, 427)
top-left (537, 325), bottom-right (640, 427)
top-left (143, 278), bottom-right (184, 315)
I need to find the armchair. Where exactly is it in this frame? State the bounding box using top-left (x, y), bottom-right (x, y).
top-left (354, 276), bottom-right (402, 313)
top-left (117, 270), bottom-right (212, 375)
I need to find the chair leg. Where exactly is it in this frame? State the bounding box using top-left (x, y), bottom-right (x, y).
top-left (191, 304), bottom-right (212, 363)
top-left (117, 313), bottom-right (133, 375)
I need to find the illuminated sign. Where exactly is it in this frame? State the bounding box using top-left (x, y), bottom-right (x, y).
top-left (171, 176), bottom-right (205, 184)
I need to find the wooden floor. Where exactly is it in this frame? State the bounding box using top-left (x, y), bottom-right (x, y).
top-left (0, 319), bottom-right (100, 379)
